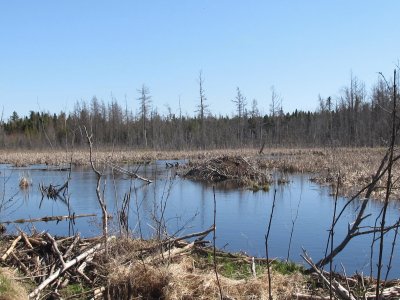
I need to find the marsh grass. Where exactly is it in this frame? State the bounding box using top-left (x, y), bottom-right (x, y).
top-left (0, 268), bottom-right (28, 300)
top-left (101, 238), bottom-right (307, 299)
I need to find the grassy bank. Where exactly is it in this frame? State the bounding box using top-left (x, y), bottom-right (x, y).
top-left (0, 233), bottom-right (306, 299)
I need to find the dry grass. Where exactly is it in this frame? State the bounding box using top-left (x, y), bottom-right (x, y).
top-left (164, 256), bottom-right (304, 299)
top-left (102, 238), bottom-right (307, 299)
top-left (0, 148), bottom-right (259, 166)
top-left (0, 268), bottom-right (28, 300)
top-left (107, 253), bottom-right (305, 300)
top-left (257, 147), bottom-right (396, 200)
top-left (1, 147), bottom-right (397, 200)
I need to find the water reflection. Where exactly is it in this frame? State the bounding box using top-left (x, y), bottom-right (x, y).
top-left (0, 162), bottom-right (399, 278)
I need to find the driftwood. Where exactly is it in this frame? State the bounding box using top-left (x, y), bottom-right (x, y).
top-left (293, 294), bottom-right (330, 300)
top-left (365, 286), bottom-right (400, 299)
top-left (19, 230), bottom-right (34, 249)
top-left (145, 242), bottom-right (194, 263)
top-left (139, 225), bottom-right (215, 252)
top-left (1, 235), bottom-right (21, 261)
top-left (1, 213), bottom-right (96, 224)
top-left (301, 250), bottom-right (356, 300)
top-left (105, 160), bottom-right (153, 183)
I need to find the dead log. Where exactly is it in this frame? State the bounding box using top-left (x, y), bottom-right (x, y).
top-left (63, 234), bottom-right (80, 259)
top-left (45, 233), bottom-right (66, 268)
top-left (105, 160), bottom-right (153, 183)
top-left (19, 231), bottom-right (34, 249)
top-left (293, 294), bottom-right (330, 300)
top-left (301, 250), bottom-right (356, 300)
top-left (145, 242), bottom-right (194, 263)
top-left (1, 213), bottom-right (96, 224)
top-left (365, 285), bottom-right (400, 299)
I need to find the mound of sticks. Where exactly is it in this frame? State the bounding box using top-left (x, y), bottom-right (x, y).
top-left (184, 155), bottom-right (270, 187)
top-left (0, 231), bottom-right (110, 299)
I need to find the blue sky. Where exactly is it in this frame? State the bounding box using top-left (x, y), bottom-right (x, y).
top-left (1, 1), bottom-right (399, 120)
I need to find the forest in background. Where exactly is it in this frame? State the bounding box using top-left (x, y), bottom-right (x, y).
top-left (1, 74), bottom-right (398, 150)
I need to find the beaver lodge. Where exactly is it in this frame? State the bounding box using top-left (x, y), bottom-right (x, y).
top-left (184, 155), bottom-right (271, 189)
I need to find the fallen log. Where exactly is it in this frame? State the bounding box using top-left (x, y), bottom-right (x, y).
top-left (301, 250), bottom-right (356, 300)
top-left (105, 160), bottom-right (153, 183)
top-left (145, 242), bottom-right (194, 263)
top-left (293, 294), bottom-right (330, 300)
top-left (1, 213), bottom-right (96, 224)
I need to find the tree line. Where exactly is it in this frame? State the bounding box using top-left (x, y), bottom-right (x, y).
top-left (0, 73), bottom-right (398, 150)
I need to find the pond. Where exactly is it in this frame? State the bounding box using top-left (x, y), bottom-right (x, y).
top-left (0, 161), bottom-right (399, 279)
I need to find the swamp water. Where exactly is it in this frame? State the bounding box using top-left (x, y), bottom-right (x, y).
top-left (0, 161), bottom-right (399, 278)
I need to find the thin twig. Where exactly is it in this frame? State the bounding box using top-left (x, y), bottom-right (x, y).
top-left (265, 189), bottom-right (277, 300)
top-left (212, 186), bottom-right (223, 300)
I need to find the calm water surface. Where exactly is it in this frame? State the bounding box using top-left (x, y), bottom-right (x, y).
top-left (0, 162), bottom-right (399, 278)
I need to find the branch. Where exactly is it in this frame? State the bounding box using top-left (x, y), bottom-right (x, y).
top-left (301, 250), bottom-right (356, 300)
top-left (28, 236), bottom-right (114, 299)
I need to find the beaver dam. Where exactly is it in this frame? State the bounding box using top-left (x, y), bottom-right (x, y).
top-left (184, 155), bottom-right (271, 190)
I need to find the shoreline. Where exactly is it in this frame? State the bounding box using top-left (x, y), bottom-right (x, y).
top-left (0, 147), bottom-right (395, 201)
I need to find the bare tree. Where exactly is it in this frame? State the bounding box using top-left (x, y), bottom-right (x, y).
top-left (196, 71), bottom-right (208, 149)
top-left (137, 84), bottom-right (151, 148)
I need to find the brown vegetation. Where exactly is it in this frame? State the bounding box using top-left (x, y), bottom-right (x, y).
top-left (0, 230), bottom-right (307, 299)
top-left (1, 231), bottom-right (399, 299)
top-left (3, 147), bottom-right (400, 200)
top-left (0, 268), bottom-right (28, 300)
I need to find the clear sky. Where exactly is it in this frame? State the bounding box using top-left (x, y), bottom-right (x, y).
top-left (1, 1), bottom-right (399, 120)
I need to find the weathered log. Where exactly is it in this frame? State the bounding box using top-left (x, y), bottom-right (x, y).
top-left (18, 230), bottom-right (33, 249)
top-left (1, 213), bottom-right (96, 224)
top-left (63, 234), bottom-right (80, 259)
top-left (301, 250), bottom-right (356, 300)
top-left (105, 160), bottom-right (153, 183)
top-left (293, 294), bottom-right (330, 300)
top-left (45, 233), bottom-right (66, 268)
top-left (145, 242), bottom-right (194, 263)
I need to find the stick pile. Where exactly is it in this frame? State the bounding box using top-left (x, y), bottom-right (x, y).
top-left (0, 232), bottom-right (109, 299)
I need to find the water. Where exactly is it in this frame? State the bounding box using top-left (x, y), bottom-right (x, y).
top-left (0, 162), bottom-right (399, 278)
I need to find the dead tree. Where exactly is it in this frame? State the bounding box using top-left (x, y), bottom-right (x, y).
top-left (315, 70), bottom-right (400, 274)
top-left (196, 71), bottom-right (208, 149)
top-left (84, 127), bottom-right (109, 254)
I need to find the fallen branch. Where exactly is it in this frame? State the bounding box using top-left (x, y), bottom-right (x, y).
top-left (19, 230), bottom-right (33, 249)
top-left (293, 294), bottom-right (330, 300)
top-left (1, 235), bottom-right (21, 261)
top-left (301, 250), bottom-right (356, 300)
top-left (1, 213), bottom-right (96, 224)
top-left (45, 233), bottom-right (66, 268)
top-left (365, 286), bottom-right (400, 299)
top-left (145, 242), bottom-right (194, 263)
top-left (138, 226), bottom-right (215, 252)
top-left (105, 160), bottom-right (153, 183)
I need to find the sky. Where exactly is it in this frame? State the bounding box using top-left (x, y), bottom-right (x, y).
top-left (1, 1), bottom-right (400, 120)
